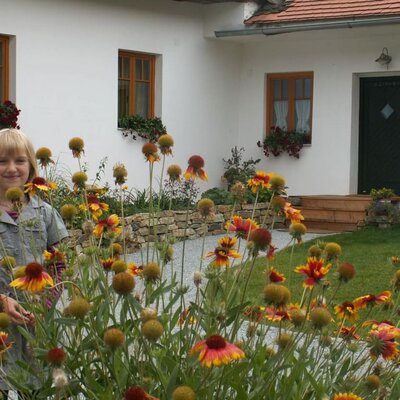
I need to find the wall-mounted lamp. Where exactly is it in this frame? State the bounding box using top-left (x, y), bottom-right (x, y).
top-left (375, 47), bottom-right (392, 69)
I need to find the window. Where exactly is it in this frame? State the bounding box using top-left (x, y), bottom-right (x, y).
top-left (266, 72), bottom-right (313, 144)
top-left (118, 51), bottom-right (155, 120)
top-left (0, 35), bottom-right (9, 103)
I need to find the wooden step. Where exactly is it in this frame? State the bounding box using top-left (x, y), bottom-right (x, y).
top-left (297, 195), bottom-right (371, 232)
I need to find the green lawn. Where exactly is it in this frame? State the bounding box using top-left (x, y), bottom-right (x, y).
top-left (246, 226), bottom-right (400, 313)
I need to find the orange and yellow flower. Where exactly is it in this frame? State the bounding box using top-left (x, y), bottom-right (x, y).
top-left (247, 171), bottom-right (271, 193)
top-left (24, 177), bottom-right (57, 196)
top-left (127, 262), bottom-right (142, 277)
top-left (339, 325), bottom-right (360, 341)
top-left (353, 291), bottom-right (391, 309)
top-left (100, 258), bottom-right (114, 271)
top-left (334, 301), bottom-right (359, 322)
top-left (267, 244), bottom-right (278, 260)
top-left (332, 393), bottom-right (363, 400)
top-left (93, 214), bottom-right (122, 238)
top-left (267, 267), bottom-right (286, 283)
top-left (10, 262), bottom-right (54, 293)
top-left (294, 257), bottom-right (331, 289)
top-left (206, 236), bottom-right (241, 267)
top-left (43, 249), bottom-right (66, 266)
top-left (264, 306), bottom-right (290, 322)
top-left (368, 327), bottom-right (399, 360)
top-left (225, 215), bottom-right (259, 239)
top-left (79, 194), bottom-right (109, 220)
top-left (284, 202), bottom-right (304, 223)
top-left (184, 155), bottom-right (208, 181)
top-left (0, 331), bottom-right (12, 354)
top-left (190, 334), bottom-right (245, 367)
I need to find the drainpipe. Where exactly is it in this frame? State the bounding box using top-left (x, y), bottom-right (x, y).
top-left (215, 16), bottom-right (400, 37)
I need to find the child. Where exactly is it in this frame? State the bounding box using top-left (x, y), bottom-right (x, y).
top-left (0, 128), bottom-right (69, 398)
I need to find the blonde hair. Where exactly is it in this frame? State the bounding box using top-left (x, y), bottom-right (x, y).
top-left (0, 128), bottom-right (38, 182)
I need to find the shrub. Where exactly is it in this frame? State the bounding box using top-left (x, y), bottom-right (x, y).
top-left (201, 187), bottom-right (233, 205)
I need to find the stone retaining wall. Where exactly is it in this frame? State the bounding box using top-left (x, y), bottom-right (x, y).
top-left (68, 202), bottom-right (284, 252)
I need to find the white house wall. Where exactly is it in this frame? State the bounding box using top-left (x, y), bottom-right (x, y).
top-left (0, 0), bottom-right (242, 192)
top-left (236, 24), bottom-right (400, 195)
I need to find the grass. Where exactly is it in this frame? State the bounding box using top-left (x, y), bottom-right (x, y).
top-left (245, 226), bottom-right (400, 320)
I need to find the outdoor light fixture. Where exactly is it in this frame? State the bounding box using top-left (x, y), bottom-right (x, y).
top-left (375, 47), bottom-right (392, 69)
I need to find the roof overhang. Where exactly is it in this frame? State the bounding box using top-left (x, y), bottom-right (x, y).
top-left (215, 15), bottom-right (400, 37)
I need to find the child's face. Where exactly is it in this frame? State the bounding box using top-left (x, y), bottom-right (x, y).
top-left (0, 151), bottom-right (31, 196)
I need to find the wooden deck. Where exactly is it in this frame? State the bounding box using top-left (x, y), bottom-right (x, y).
top-left (297, 195), bottom-right (372, 232)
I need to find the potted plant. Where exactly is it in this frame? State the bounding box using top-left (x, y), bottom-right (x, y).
top-left (257, 126), bottom-right (304, 159)
top-left (0, 100), bottom-right (20, 129)
top-left (119, 115), bottom-right (167, 143)
top-left (367, 187), bottom-right (399, 227)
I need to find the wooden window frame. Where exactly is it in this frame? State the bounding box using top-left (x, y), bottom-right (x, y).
top-left (118, 51), bottom-right (155, 119)
top-left (0, 35), bottom-right (9, 103)
top-left (266, 71), bottom-right (314, 143)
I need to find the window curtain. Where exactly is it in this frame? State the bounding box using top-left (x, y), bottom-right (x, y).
top-left (273, 101), bottom-right (288, 130)
top-left (295, 99), bottom-right (310, 133)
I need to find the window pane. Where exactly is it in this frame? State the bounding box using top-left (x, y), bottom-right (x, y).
top-left (282, 79), bottom-right (289, 99)
top-left (304, 78), bottom-right (311, 98)
top-left (123, 58), bottom-right (130, 78)
top-left (118, 80), bottom-right (130, 119)
top-left (135, 82), bottom-right (149, 117)
top-left (273, 80), bottom-right (280, 98)
top-left (136, 59), bottom-right (142, 80)
top-left (295, 99), bottom-right (311, 134)
top-left (273, 100), bottom-right (288, 130)
top-left (143, 60), bottom-right (150, 81)
top-left (295, 79), bottom-right (303, 99)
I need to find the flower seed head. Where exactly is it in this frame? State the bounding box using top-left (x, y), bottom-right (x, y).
top-left (52, 369), bottom-right (68, 389)
top-left (167, 164), bottom-right (182, 181)
top-left (197, 198), bottom-right (215, 217)
top-left (269, 174), bottom-right (286, 191)
top-left (188, 155), bottom-right (204, 169)
top-left (308, 244), bottom-right (322, 257)
top-left (366, 374), bottom-right (381, 390)
top-left (263, 283), bottom-right (290, 307)
top-left (111, 260), bottom-right (127, 274)
top-left (324, 242), bottom-right (342, 258)
top-left (142, 262), bottom-right (161, 282)
top-left (193, 271), bottom-right (202, 287)
top-left (142, 319), bottom-right (164, 341)
top-left (110, 243), bottom-right (123, 256)
top-left (112, 272), bottom-right (135, 295)
top-left (276, 333), bottom-right (294, 350)
top-left (47, 348), bottom-right (66, 366)
top-left (60, 204), bottom-right (78, 221)
top-left (0, 313), bottom-right (11, 329)
top-left (67, 298), bottom-right (90, 319)
top-left (124, 386), bottom-right (146, 400)
top-left (68, 137), bottom-right (85, 157)
top-left (289, 309), bottom-right (306, 327)
top-left (113, 163), bottom-right (128, 185)
top-left (249, 228), bottom-right (272, 252)
top-left (0, 256), bottom-right (16, 269)
top-left (71, 171), bottom-right (88, 186)
top-left (5, 187), bottom-right (23, 202)
top-left (310, 307), bottom-right (331, 329)
top-left (140, 307), bottom-right (158, 323)
top-left (289, 222), bottom-right (307, 235)
top-left (142, 142), bottom-right (158, 156)
top-left (104, 328), bottom-right (125, 349)
top-left (172, 385), bottom-right (196, 400)
top-left (337, 262), bottom-right (356, 282)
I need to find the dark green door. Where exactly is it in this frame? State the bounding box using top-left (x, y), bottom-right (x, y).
top-left (358, 76), bottom-right (400, 194)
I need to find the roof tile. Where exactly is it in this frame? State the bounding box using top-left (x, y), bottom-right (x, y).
top-left (246, 0), bottom-right (400, 25)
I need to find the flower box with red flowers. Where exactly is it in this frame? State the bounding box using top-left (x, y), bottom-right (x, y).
top-left (257, 127), bottom-right (305, 159)
top-left (0, 100), bottom-right (20, 129)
